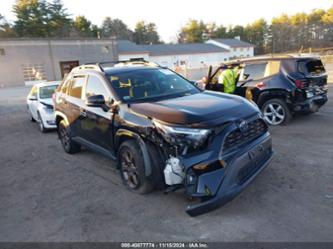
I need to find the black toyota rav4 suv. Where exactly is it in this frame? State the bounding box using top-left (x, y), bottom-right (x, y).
top-left (203, 56), bottom-right (328, 125)
top-left (54, 59), bottom-right (273, 216)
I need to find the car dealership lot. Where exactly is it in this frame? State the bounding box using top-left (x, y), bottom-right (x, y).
top-left (0, 86), bottom-right (332, 242)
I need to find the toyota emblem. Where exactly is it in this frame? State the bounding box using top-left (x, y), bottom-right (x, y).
top-left (239, 120), bottom-right (249, 133)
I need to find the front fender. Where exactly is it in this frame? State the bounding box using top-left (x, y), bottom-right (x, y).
top-left (55, 111), bottom-right (70, 126)
top-left (115, 129), bottom-right (152, 177)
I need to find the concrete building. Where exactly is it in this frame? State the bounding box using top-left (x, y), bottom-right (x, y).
top-left (117, 39), bottom-right (254, 69)
top-left (206, 38), bottom-right (254, 59)
top-left (117, 40), bottom-right (230, 68)
top-left (0, 38), bottom-right (117, 87)
top-left (0, 37), bottom-right (253, 87)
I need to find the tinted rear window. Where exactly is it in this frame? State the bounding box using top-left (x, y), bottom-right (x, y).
top-left (298, 59), bottom-right (325, 75)
top-left (60, 76), bottom-right (72, 94)
top-left (68, 75), bottom-right (86, 99)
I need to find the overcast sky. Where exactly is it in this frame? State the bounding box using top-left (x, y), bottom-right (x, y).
top-left (1, 0), bottom-right (332, 42)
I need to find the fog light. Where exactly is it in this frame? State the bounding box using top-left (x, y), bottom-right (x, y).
top-left (193, 164), bottom-right (208, 170)
top-left (186, 174), bottom-right (196, 184)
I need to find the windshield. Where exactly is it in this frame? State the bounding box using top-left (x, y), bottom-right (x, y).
top-left (298, 59), bottom-right (326, 76)
top-left (39, 85), bottom-right (58, 99)
top-left (107, 68), bottom-right (200, 102)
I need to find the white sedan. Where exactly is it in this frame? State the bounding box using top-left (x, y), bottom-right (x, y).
top-left (26, 81), bottom-right (60, 132)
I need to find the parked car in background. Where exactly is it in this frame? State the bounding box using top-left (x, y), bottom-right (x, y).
top-left (202, 56), bottom-right (328, 125)
top-left (54, 59), bottom-right (273, 216)
top-left (27, 81), bottom-right (60, 132)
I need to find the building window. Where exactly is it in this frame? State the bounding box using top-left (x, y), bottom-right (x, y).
top-left (0, 48), bottom-right (5, 56)
top-left (21, 63), bottom-right (46, 82)
top-left (240, 47), bottom-right (244, 52)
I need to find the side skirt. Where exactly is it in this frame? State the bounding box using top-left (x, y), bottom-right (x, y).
top-left (73, 137), bottom-right (117, 161)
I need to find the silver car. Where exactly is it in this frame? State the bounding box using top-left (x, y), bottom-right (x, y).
top-left (27, 81), bottom-right (60, 132)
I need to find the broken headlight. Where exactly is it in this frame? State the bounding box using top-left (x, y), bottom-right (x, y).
top-left (153, 120), bottom-right (211, 148)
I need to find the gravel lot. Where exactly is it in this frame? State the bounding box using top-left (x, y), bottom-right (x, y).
top-left (0, 86), bottom-right (332, 242)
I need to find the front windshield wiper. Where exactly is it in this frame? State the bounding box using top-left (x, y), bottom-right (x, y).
top-left (126, 91), bottom-right (195, 103)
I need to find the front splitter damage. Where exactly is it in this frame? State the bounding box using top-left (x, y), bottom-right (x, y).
top-left (163, 132), bottom-right (273, 217)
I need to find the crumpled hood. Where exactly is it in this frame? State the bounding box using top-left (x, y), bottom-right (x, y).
top-left (130, 91), bottom-right (259, 126)
top-left (39, 98), bottom-right (54, 108)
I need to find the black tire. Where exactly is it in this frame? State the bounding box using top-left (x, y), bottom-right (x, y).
top-left (261, 98), bottom-right (292, 126)
top-left (118, 140), bottom-right (154, 194)
top-left (30, 114), bottom-right (36, 122)
top-left (27, 106), bottom-right (36, 122)
top-left (58, 120), bottom-right (81, 154)
top-left (37, 112), bottom-right (47, 133)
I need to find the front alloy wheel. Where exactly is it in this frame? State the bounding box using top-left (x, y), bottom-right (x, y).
top-left (118, 140), bottom-right (154, 194)
top-left (120, 148), bottom-right (140, 189)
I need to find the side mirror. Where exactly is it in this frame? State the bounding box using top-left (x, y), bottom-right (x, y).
top-left (86, 94), bottom-right (105, 108)
top-left (243, 73), bottom-right (250, 80)
top-left (29, 96), bottom-right (37, 101)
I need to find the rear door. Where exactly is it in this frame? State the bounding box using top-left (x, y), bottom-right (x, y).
top-left (237, 61), bottom-right (281, 99)
top-left (237, 62), bottom-right (268, 97)
top-left (81, 73), bottom-right (115, 150)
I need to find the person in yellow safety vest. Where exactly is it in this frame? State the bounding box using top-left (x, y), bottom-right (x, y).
top-left (218, 64), bottom-right (238, 94)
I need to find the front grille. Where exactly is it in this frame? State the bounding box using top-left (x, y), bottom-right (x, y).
top-left (223, 119), bottom-right (267, 152)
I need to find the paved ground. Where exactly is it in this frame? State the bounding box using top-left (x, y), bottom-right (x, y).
top-left (0, 86), bottom-right (332, 242)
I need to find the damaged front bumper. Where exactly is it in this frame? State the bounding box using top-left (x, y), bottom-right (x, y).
top-left (179, 125), bottom-right (273, 216)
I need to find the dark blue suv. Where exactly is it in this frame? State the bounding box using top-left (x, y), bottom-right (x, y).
top-left (205, 56), bottom-right (328, 125)
top-left (54, 59), bottom-right (274, 216)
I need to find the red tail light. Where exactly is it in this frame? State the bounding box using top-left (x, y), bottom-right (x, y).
top-left (255, 82), bottom-right (266, 89)
top-left (295, 79), bottom-right (307, 89)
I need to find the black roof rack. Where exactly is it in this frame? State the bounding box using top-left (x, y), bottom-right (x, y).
top-left (82, 58), bottom-right (155, 72)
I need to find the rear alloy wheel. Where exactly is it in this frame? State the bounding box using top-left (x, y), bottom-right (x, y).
top-left (118, 140), bottom-right (154, 194)
top-left (262, 98), bottom-right (291, 126)
top-left (58, 120), bottom-right (81, 154)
